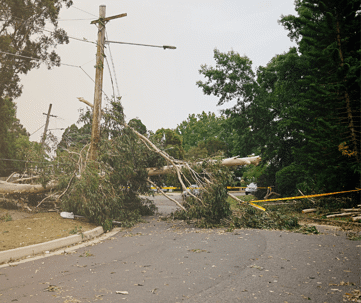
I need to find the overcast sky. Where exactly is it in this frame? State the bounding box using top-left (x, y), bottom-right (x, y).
top-left (16, 0), bottom-right (298, 142)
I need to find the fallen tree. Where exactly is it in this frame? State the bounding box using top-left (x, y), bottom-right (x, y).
top-left (0, 99), bottom-right (263, 229)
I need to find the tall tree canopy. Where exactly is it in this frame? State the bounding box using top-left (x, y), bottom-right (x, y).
top-left (0, 0), bottom-right (73, 99)
top-left (0, 97), bottom-right (30, 176)
top-left (197, 0), bottom-right (360, 196)
top-left (0, 0), bottom-right (73, 176)
top-left (152, 128), bottom-right (185, 160)
top-left (176, 111), bottom-right (235, 158)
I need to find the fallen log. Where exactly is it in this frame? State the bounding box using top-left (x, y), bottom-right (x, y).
top-left (0, 180), bottom-right (58, 195)
top-left (146, 156), bottom-right (261, 176)
top-left (326, 212), bottom-right (354, 218)
top-left (220, 155), bottom-right (261, 166)
top-left (352, 216), bottom-right (361, 222)
top-left (302, 208), bottom-right (317, 214)
top-left (11, 176), bottom-right (40, 183)
top-left (342, 208), bottom-right (361, 212)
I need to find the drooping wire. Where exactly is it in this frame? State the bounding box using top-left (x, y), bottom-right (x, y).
top-left (58, 18), bottom-right (93, 21)
top-left (0, 50), bottom-right (79, 67)
top-left (0, 50), bottom-right (110, 100)
top-left (30, 124), bottom-right (45, 136)
top-left (108, 43), bottom-right (120, 97)
top-left (3, 15), bottom-right (96, 45)
top-left (71, 6), bottom-right (97, 17)
top-left (105, 55), bottom-right (116, 99)
top-left (79, 66), bottom-right (110, 100)
top-left (105, 31), bottom-right (120, 98)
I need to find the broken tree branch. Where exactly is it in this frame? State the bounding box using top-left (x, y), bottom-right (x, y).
top-left (5, 172), bottom-right (17, 182)
top-left (147, 178), bottom-right (186, 211)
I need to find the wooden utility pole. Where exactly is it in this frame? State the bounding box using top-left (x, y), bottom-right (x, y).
top-left (41, 103), bottom-right (56, 147)
top-left (89, 6), bottom-right (127, 161)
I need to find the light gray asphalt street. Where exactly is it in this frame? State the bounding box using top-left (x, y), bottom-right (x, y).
top-left (0, 194), bottom-right (360, 302)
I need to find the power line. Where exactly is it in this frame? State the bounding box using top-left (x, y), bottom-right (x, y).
top-left (0, 50), bottom-right (79, 67)
top-left (106, 32), bottom-right (120, 97)
top-left (105, 55), bottom-right (116, 98)
top-left (71, 6), bottom-right (97, 17)
top-left (58, 18), bottom-right (93, 21)
top-left (30, 124), bottom-right (45, 136)
top-left (5, 15), bottom-right (96, 45)
top-left (40, 27), bottom-right (96, 45)
top-left (79, 67), bottom-right (110, 100)
top-left (0, 50), bottom-right (111, 100)
top-left (106, 40), bottom-right (176, 50)
top-left (104, 33), bottom-right (116, 98)
top-left (79, 58), bottom-right (95, 66)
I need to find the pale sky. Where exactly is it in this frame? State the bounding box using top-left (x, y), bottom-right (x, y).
top-left (16, 0), bottom-right (297, 142)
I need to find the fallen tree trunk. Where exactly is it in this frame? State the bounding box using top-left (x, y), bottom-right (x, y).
top-left (342, 208), bottom-right (361, 212)
top-left (146, 156), bottom-right (261, 176)
top-left (302, 208), bottom-right (317, 214)
top-left (326, 212), bottom-right (354, 218)
top-left (0, 180), bottom-right (58, 195)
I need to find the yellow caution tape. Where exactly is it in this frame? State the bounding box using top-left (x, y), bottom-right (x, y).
top-left (249, 202), bottom-right (266, 211)
top-left (250, 188), bottom-right (361, 203)
top-left (150, 186), bottom-right (178, 190)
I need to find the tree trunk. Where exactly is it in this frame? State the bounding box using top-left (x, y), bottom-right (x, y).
top-left (147, 156), bottom-right (261, 176)
top-left (0, 180), bottom-right (57, 195)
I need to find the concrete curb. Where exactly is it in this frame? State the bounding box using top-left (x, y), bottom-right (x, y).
top-left (0, 226), bottom-right (104, 264)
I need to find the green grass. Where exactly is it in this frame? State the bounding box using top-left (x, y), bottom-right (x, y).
top-left (69, 226), bottom-right (82, 234)
top-left (0, 213), bottom-right (12, 222)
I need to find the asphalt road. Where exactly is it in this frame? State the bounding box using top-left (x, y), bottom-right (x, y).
top-left (0, 194), bottom-right (360, 303)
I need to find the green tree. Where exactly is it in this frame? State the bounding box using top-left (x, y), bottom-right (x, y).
top-left (0, 97), bottom-right (30, 176)
top-left (152, 128), bottom-right (185, 160)
top-left (0, 1), bottom-right (73, 176)
top-left (197, 0), bottom-right (360, 196)
top-left (279, 0), bottom-right (360, 192)
top-left (59, 100), bottom-right (156, 229)
top-left (128, 118), bottom-right (147, 135)
top-left (176, 111), bottom-right (234, 156)
top-left (0, 0), bottom-right (73, 99)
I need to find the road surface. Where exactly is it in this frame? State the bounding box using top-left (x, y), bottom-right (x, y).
top-left (0, 194), bottom-right (359, 302)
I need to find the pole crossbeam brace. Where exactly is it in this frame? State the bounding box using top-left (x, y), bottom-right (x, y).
top-left (91, 12), bottom-right (127, 24)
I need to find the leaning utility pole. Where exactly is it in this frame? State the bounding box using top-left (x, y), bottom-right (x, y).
top-left (89, 5), bottom-right (127, 161)
top-left (41, 103), bottom-right (57, 147)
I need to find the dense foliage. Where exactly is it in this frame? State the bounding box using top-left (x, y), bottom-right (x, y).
top-left (0, 97), bottom-right (34, 176)
top-left (175, 111), bottom-right (235, 159)
top-left (0, 0), bottom-right (72, 99)
top-left (59, 100), bottom-right (157, 230)
top-left (197, 0), bottom-right (360, 199)
top-left (173, 162), bottom-right (234, 227)
top-left (0, 0), bottom-right (73, 176)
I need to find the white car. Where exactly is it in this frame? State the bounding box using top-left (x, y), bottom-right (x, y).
top-left (245, 183), bottom-right (257, 195)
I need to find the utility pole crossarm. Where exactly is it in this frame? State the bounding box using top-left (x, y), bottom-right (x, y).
top-left (42, 113), bottom-right (57, 118)
top-left (90, 12), bottom-right (127, 24)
